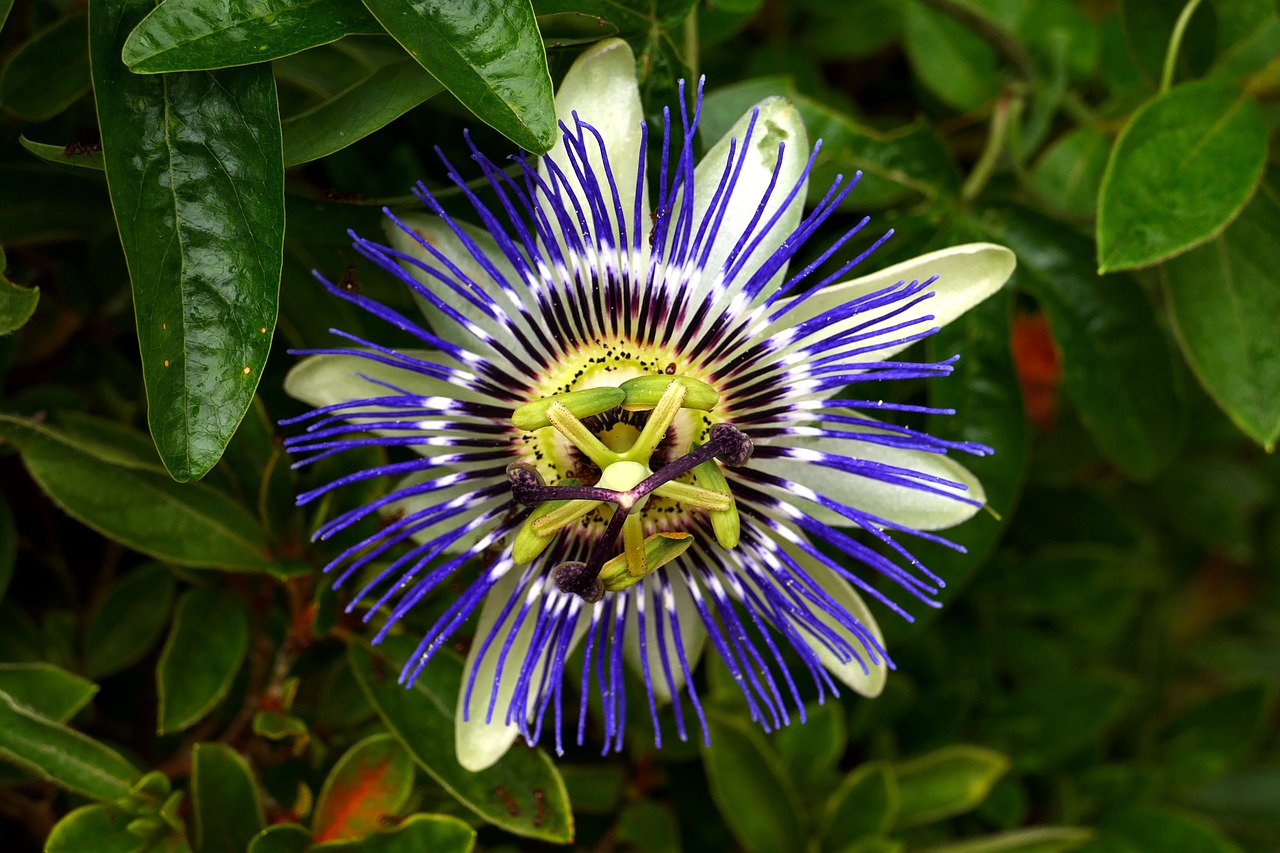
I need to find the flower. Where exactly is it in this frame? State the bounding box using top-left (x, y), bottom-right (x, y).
top-left (284, 38), bottom-right (1015, 770)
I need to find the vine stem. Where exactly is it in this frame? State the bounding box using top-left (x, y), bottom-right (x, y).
top-left (1161, 0), bottom-right (1207, 93)
top-left (917, 0), bottom-right (1038, 85)
top-left (962, 91), bottom-right (1015, 202)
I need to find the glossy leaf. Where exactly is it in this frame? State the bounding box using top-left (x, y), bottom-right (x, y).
top-left (1163, 174), bottom-right (1280, 450)
top-left (311, 814), bottom-right (475, 853)
top-left (359, 0), bottom-right (557, 152)
top-left (45, 803), bottom-right (191, 853)
top-left (1097, 82), bottom-right (1266, 272)
top-left (0, 689), bottom-right (140, 800)
top-left (921, 827), bottom-right (1094, 853)
top-left (901, 0), bottom-right (1000, 111)
top-left (281, 58), bottom-right (443, 165)
top-left (702, 708), bottom-right (805, 853)
top-left (312, 733), bottom-right (415, 843)
top-left (0, 662), bottom-right (97, 722)
top-left (192, 743), bottom-right (264, 853)
top-left (0, 245), bottom-right (39, 333)
top-left (123, 0), bottom-right (381, 73)
top-left (90, 0), bottom-right (285, 481)
top-left (980, 205), bottom-right (1184, 479)
top-left (820, 761), bottom-right (898, 847)
top-left (894, 745), bottom-right (1009, 827)
top-left (0, 415), bottom-right (271, 570)
top-left (156, 589), bottom-right (250, 733)
top-left (18, 136), bottom-right (107, 176)
top-left (0, 14), bottom-right (91, 121)
top-left (346, 640), bottom-right (573, 843)
top-left (82, 562), bottom-right (177, 679)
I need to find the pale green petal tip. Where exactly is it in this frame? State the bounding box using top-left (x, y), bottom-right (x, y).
top-left (557, 37), bottom-right (639, 118)
top-left (455, 715), bottom-right (518, 772)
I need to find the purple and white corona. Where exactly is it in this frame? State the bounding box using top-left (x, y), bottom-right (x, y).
top-left (284, 39), bottom-right (1015, 770)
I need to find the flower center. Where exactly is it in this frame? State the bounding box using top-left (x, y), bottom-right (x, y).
top-left (506, 375), bottom-right (753, 602)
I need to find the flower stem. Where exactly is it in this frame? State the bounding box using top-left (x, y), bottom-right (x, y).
top-left (1161, 0), bottom-right (1207, 93)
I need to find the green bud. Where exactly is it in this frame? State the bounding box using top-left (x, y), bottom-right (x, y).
top-left (512, 386), bottom-right (625, 431)
top-left (600, 532), bottom-right (694, 592)
top-left (620, 374), bottom-right (720, 411)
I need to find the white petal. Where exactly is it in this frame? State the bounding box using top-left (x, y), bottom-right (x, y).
top-left (622, 571), bottom-right (707, 703)
top-left (381, 470), bottom-right (506, 552)
top-left (780, 542), bottom-right (888, 698)
top-left (284, 350), bottom-right (496, 411)
top-left (540, 37), bottom-right (647, 261)
top-left (767, 242), bottom-right (1015, 368)
top-left (752, 421), bottom-right (986, 531)
top-left (677, 96), bottom-right (810, 308)
top-left (455, 571), bottom-right (588, 771)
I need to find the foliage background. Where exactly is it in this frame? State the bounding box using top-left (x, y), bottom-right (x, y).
top-left (1, 0), bottom-right (1279, 851)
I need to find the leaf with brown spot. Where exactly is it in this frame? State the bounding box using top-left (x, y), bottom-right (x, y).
top-left (312, 733), bottom-right (415, 843)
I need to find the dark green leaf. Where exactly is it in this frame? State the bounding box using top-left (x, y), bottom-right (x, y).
top-left (984, 674), bottom-right (1137, 771)
top-left (313, 733), bottom-right (414, 843)
top-left (0, 245), bottom-right (39, 333)
top-left (1163, 173), bottom-right (1280, 450)
top-left (45, 803), bottom-right (191, 853)
top-left (921, 827), bottom-right (1095, 853)
top-left (0, 494), bottom-right (13, 600)
top-left (979, 205), bottom-right (1185, 479)
top-left (1121, 0), bottom-right (1217, 85)
top-left (894, 745), bottom-right (1009, 827)
top-left (192, 743), bottom-right (264, 853)
top-left (0, 0), bottom-right (12, 35)
top-left (901, 0), bottom-right (1001, 111)
top-left (311, 814), bottom-right (475, 853)
top-left (156, 589), bottom-right (251, 733)
top-left (1097, 82), bottom-right (1266, 272)
top-left (820, 762), bottom-right (898, 847)
top-left (1031, 128), bottom-right (1110, 219)
top-left (0, 14), bottom-right (91, 121)
top-left (18, 136), bottom-right (107, 176)
top-left (123, 0), bottom-right (381, 73)
top-left (559, 764), bottom-right (626, 812)
top-left (251, 710), bottom-right (309, 752)
top-left (1157, 683), bottom-right (1274, 787)
top-left (0, 689), bottom-right (140, 800)
top-left (281, 58), bottom-right (442, 165)
top-left (1208, 0), bottom-right (1280, 81)
top-left (83, 563), bottom-right (177, 679)
top-left (346, 640), bottom-right (573, 843)
top-left (0, 662), bottom-right (97, 722)
top-left (774, 699), bottom-right (846, 790)
top-left (246, 824), bottom-right (311, 853)
top-left (0, 415), bottom-right (272, 570)
top-left (614, 801), bottom-right (681, 853)
top-left (359, 0), bottom-right (556, 152)
top-left (91, 0), bottom-right (285, 481)
top-left (702, 708), bottom-right (805, 853)
top-left (1101, 806), bottom-right (1242, 853)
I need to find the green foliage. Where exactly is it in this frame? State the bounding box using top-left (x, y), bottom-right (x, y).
top-left (3, 0), bottom-right (1280, 851)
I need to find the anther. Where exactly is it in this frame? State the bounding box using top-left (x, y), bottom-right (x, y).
top-left (553, 561), bottom-right (605, 603)
top-left (505, 462), bottom-right (546, 505)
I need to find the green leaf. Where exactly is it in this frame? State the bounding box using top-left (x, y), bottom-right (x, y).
top-left (0, 164), bottom-right (112, 246)
top-left (614, 801), bottom-right (681, 853)
top-left (1163, 173), bottom-right (1280, 450)
top-left (251, 710), bottom-right (310, 752)
top-left (820, 762), bottom-right (898, 848)
top-left (983, 674), bottom-right (1137, 771)
top-left (921, 827), bottom-right (1095, 853)
top-left (0, 245), bottom-right (39, 333)
top-left (1120, 0), bottom-right (1218, 86)
top-left (346, 640), bottom-right (573, 843)
top-left (559, 764), bottom-right (626, 813)
top-left (83, 563), bottom-right (177, 679)
top-left (979, 205), bottom-right (1185, 480)
top-left (893, 745), bottom-right (1010, 827)
top-left (156, 589), bottom-right (251, 734)
top-left (1097, 82), bottom-right (1266, 272)
top-left (246, 824), bottom-right (311, 853)
top-left (1157, 683), bottom-right (1274, 787)
top-left (1100, 806), bottom-right (1242, 853)
top-left (774, 699), bottom-right (847, 790)
top-left (281, 58), bottom-right (443, 165)
top-left (1208, 0), bottom-right (1280, 82)
top-left (0, 663), bottom-right (97, 722)
top-left (359, 0), bottom-right (557, 152)
top-left (0, 14), bottom-right (92, 121)
top-left (702, 708), bottom-right (805, 853)
top-left (0, 415), bottom-right (271, 570)
top-left (311, 814), bottom-right (476, 853)
top-left (312, 733), bottom-right (415, 843)
top-left (192, 743), bottom-right (264, 853)
top-left (1031, 128), bottom-right (1110, 219)
top-left (123, 0), bottom-right (381, 73)
top-left (701, 77), bottom-right (959, 209)
top-left (19, 136), bottom-right (107, 176)
top-left (46, 803), bottom-right (192, 853)
top-left (0, 689), bottom-right (140, 800)
top-left (901, 0), bottom-right (1001, 111)
top-left (90, 0), bottom-right (285, 481)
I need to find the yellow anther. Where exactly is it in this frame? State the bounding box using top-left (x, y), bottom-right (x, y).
top-left (620, 374), bottom-right (720, 411)
top-left (599, 532), bottom-right (694, 592)
top-left (511, 386), bottom-right (625, 431)
top-left (693, 455), bottom-right (740, 549)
